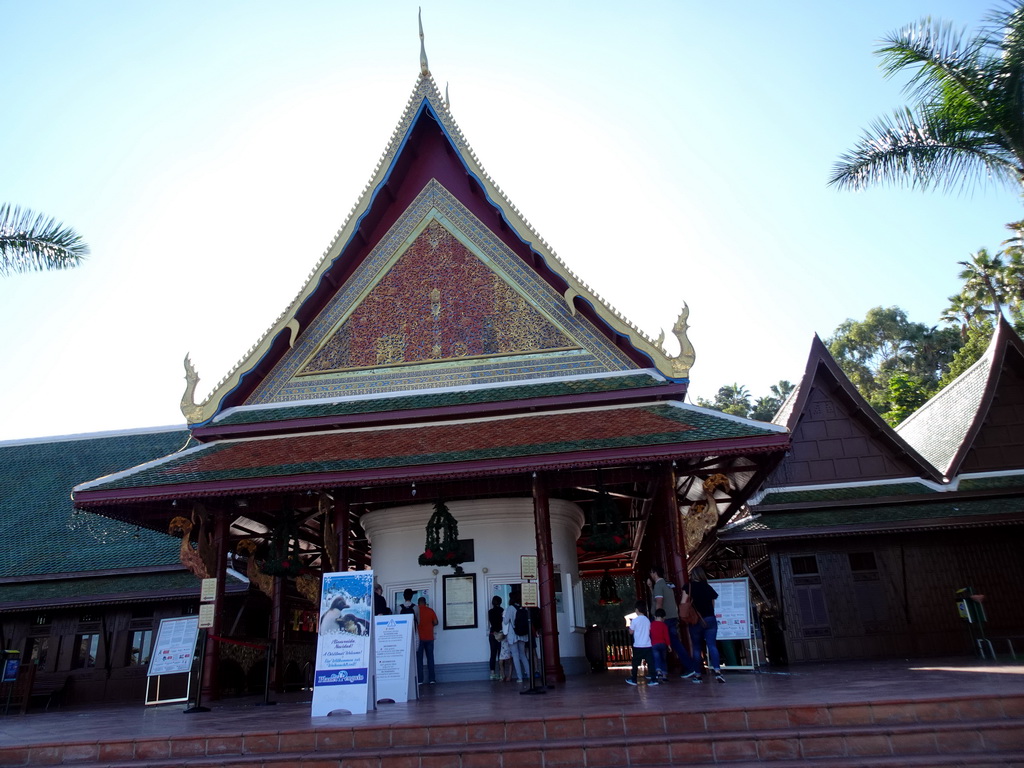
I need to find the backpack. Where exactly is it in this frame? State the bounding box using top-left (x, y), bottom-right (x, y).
top-left (399, 604), bottom-right (415, 615)
top-left (513, 605), bottom-right (530, 637)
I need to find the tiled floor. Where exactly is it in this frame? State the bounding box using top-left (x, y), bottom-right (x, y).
top-left (2, 659), bottom-right (1022, 748)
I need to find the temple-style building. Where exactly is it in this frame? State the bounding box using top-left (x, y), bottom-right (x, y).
top-left (7, 31), bottom-right (1021, 711)
top-left (68, 50), bottom-right (789, 691)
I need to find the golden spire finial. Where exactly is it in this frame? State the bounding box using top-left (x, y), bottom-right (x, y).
top-left (418, 8), bottom-right (430, 76)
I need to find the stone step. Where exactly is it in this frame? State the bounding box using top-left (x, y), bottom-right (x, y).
top-left (29, 717), bottom-right (1021, 768)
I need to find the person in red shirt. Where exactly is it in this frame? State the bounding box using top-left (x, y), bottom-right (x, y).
top-left (416, 596), bottom-right (438, 684)
top-left (650, 608), bottom-right (671, 682)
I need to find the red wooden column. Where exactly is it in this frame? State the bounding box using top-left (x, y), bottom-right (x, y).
top-left (532, 472), bottom-right (565, 683)
top-left (270, 570), bottom-right (285, 691)
top-left (333, 492), bottom-right (350, 571)
top-left (202, 505), bottom-right (229, 700)
top-left (661, 463), bottom-right (689, 595)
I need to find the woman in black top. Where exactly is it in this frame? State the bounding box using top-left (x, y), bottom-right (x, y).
top-left (681, 566), bottom-right (724, 683)
top-left (487, 596), bottom-right (504, 680)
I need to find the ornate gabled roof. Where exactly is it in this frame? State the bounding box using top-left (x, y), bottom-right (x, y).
top-left (760, 334), bottom-right (942, 493)
top-left (74, 402), bottom-right (787, 505)
top-left (0, 428), bottom-right (189, 580)
top-left (896, 317), bottom-right (1024, 479)
top-left (182, 70), bottom-right (694, 428)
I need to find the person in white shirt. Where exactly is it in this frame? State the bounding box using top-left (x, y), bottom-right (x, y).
top-left (626, 600), bottom-right (658, 686)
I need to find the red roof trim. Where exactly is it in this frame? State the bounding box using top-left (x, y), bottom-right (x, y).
top-left (74, 432), bottom-right (789, 507)
top-left (192, 382), bottom-right (688, 441)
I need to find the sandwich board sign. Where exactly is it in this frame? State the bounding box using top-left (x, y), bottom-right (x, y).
top-left (374, 614), bottom-right (417, 704)
top-left (311, 570), bottom-right (375, 716)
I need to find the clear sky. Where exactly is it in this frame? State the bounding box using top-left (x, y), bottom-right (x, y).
top-left (2, 0), bottom-right (1020, 441)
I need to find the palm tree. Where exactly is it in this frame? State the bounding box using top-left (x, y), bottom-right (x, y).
top-left (830, 4), bottom-right (1024, 195)
top-left (0, 203), bottom-right (89, 277)
top-left (957, 248), bottom-right (1008, 316)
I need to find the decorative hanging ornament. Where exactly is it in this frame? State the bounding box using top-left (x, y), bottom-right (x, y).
top-left (418, 500), bottom-right (465, 567)
top-left (580, 491), bottom-right (626, 552)
top-left (598, 571), bottom-right (622, 605)
top-left (258, 512), bottom-right (310, 577)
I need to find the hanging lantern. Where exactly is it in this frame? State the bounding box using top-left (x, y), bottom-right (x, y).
top-left (598, 571), bottom-right (622, 605)
top-left (258, 513), bottom-right (309, 577)
top-left (418, 501), bottom-right (465, 567)
top-left (580, 492), bottom-right (626, 552)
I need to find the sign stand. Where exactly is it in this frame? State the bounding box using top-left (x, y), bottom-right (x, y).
top-left (708, 578), bottom-right (760, 671)
top-left (518, 555), bottom-right (546, 696)
top-left (311, 571), bottom-right (375, 717)
top-left (145, 615), bottom-right (200, 707)
top-left (374, 614), bottom-right (417, 704)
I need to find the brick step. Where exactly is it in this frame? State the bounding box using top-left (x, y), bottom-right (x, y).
top-left (634, 754), bottom-right (1024, 768)
top-left (70, 718), bottom-right (1024, 768)
top-left (3, 696), bottom-right (1022, 767)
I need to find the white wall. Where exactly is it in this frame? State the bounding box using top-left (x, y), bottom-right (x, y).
top-left (361, 498), bottom-right (586, 679)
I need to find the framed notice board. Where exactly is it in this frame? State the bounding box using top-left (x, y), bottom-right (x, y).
top-left (443, 574), bottom-right (477, 630)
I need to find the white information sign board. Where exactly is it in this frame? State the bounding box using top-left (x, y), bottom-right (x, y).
top-left (148, 616), bottom-right (200, 677)
top-left (311, 571), bottom-right (375, 716)
top-left (709, 578), bottom-right (751, 641)
top-left (374, 615), bottom-right (417, 704)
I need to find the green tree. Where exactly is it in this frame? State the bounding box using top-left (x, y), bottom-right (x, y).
top-left (939, 318), bottom-right (995, 386)
top-left (881, 373), bottom-right (931, 426)
top-left (957, 248), bottom-right (1008, 316)
top-left (830, 4), bottom-right (1024, 196)
top-left (828, 307), bottom-right (957, 413)
top-left (0, 203), bottom-right (88, 277)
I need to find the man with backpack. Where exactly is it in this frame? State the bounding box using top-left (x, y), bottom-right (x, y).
top-left (502, 588), bottom-right (531, 685)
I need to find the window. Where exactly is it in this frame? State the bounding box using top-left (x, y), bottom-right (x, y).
top-left (27, 637), bottom-right (48, 667)
top-left (126, 629), bottom-right (153, 666)
top-left (790, 555), bottom-right (831, 638)
top-left (848, 551), bottom-right (887, 629)
top-left (72, 633), bottom-right (99, 669)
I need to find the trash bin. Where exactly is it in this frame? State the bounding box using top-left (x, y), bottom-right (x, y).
top-left (956, 586), bottom-right (991, 658)
top-left (584, 625), bottom-right (607, 672)
top-left (719, 640), bottom-right (740, 668)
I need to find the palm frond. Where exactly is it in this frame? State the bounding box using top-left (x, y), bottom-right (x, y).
top-left (0, 203), bottom-right (89, 277)
top-left (829, 107), bottom-right (1019, 191)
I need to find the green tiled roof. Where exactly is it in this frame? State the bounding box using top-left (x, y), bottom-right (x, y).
top-left (0, 571), bottom-right (202, 611)
top-left (82, 403), bottom-right (784, 494)
top-left (726, 495), bottom-right (1024, 538)
top-left (210, 374), bottom-right (670, 427)
top-left (757, 482), bottom-right (938, 506)
top-left (0, 429), bottom-right (190, 579)
top-left (958, 474), bottom-right (1024, 491)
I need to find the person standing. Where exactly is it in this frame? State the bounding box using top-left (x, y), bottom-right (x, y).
top-left (373, 583), bottom-right (390, 615)
top-left (650, 608), bottom-right (670, 682)
top-left (649, 565), bottom-right (700, 681)
top-left (625, 600), bottom-right (658, 686)
top-left (503, 589), bottom-right (531, 685)
top-left (398, 588), bottom-right (416, 616)
top-left (682, 566), bottom-right (724, 683)
top-left (487, 595), bottom-right (504, 680)
top-left (416, 596), bottom-right (438, 684)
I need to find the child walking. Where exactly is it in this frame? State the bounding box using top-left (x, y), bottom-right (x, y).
top-left (626, 600), bottom-right (658, 686)
top-left (650, 608), bottom-right (670, 682)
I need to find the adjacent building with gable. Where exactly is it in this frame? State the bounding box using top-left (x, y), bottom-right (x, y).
top-left (721, 319), bottom-right (1024, 663)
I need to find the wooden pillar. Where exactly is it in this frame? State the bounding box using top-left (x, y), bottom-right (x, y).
top-left (202, 506), bottom-right (229, 701)
top-left (532, 472), bottom-right (565, 683)
top-left (334, 493), bottom-right (350, 571)
top-left (661, 463), bottom-right (689, 592)
top-left (270, 572), bottom-right (285, 691)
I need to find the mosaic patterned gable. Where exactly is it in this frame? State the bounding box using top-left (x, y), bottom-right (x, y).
top-left (300, 220), bottom-right (574, 373)
top-left (247, 180), bottom-right (637, 404)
